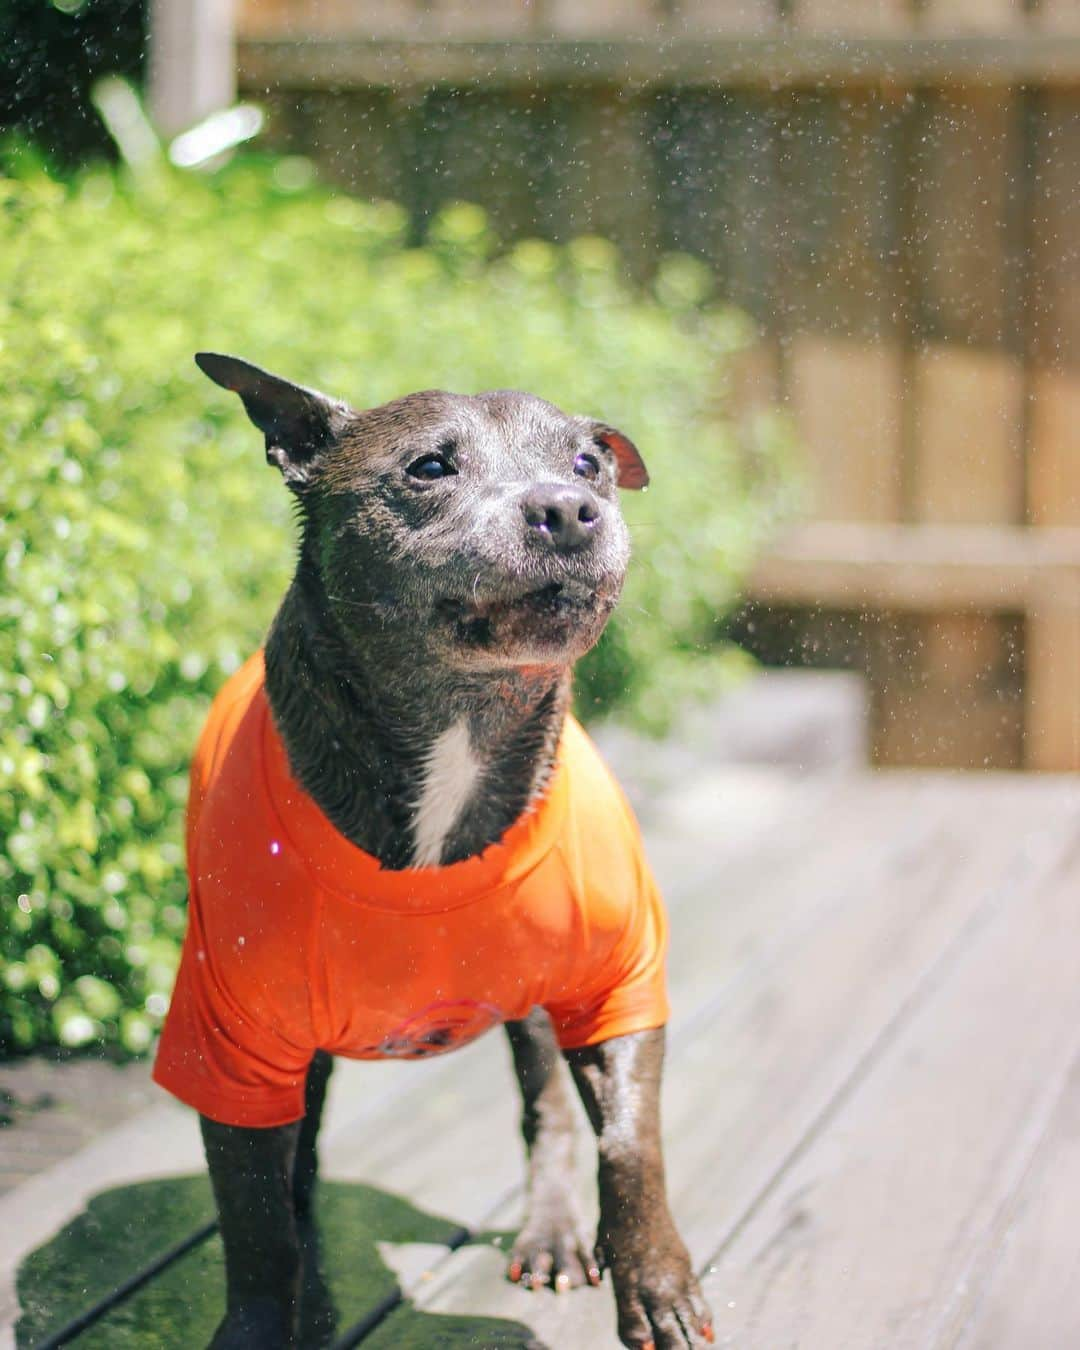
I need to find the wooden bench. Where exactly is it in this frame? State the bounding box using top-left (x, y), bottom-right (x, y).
top-left (8, 727), bottom-right (1080, 1347)
top-left (743, 521), bottom-right (1080, 772)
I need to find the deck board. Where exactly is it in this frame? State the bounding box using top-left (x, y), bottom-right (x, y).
top-left (957, 1050), bottom-right (1080, 1350)
top-left (371, 777), bottom-right (1077, 1348)
top-left (10, 771), bottom-right (1080, 1348)
top-left (34, 770), bottom-right (837, 1347)
top-left (701, 791), bottom-right (1080, 1348)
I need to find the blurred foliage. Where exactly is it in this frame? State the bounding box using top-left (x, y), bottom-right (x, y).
top-left (0, 0), bottom-right (147, 168)
top-left (0, 151), bottom-right (793, 1055)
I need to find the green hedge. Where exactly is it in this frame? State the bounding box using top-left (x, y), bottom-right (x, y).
top-left (0, 153), bottom-right (791, 1055)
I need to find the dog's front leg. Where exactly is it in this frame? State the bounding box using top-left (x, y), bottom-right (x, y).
top-left (200, 1116), bottom-right (303, 1349)
top-left (504, 1009), bottom-right (600, 1292)
top-left (566, 1029), bottom-right (713, 1350)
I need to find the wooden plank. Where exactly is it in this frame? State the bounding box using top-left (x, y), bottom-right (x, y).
top-left (1038, 0), bottom-right (1080, 29)
top-left (0, 1104), bottom-right (204, 1340)
top-left (547, 0), bottom-right (661, 35)
top-left (776, 89), bottom-right (906, 522)
top-left (1029, 91), bottom-right (1080, 527)
top-left (789, 336), bottom-right (904, 522)
top-left (264, 89), bottom-right (409, 202)
top-left (237, 0), bottom-right (408, 37)
top-left (910, 87), bottom-right (1020, 356)
top-left (727, 334), bottom-right (784, 422)
top-left (651, 89), bottom-right (744, 279)
top-left (535, 89), bottom-right (659, 275)
top-left (903, 99), bottom-right (1023, 767)
top-left (1024, 88), bottom-right (1080, 765)
top-left (921, 0), bottom-right (1029, 32)
top-left (1026, 594), bottom-right (1080, 770)
top-left (372, 778), bottom-right (1080, 1347)
top-left (956, 1050), bottom-right (1080, 1350)
top-left (395, 86), bottom-right (555, 245)
top-left (745, 522), bottom-right (1080, 611)
top-left (910, 344), bottom-right (1025, 526)
top-left (673, 0), bottom-right (777, 32)
top-left (872, 613), bottom-right (1024, 769)
top-left (650, 90), bottom-right (779, 326)
top-left (0, 1060), bottom-right (155, 1196)
top-left (908, 87), bottom-right (1025, 526)
top-left (780, 89), bottom-right (906, 343)
top-left (236, 35), bottom-right (1080, 92)
top-left (430, 1), bottom-right (553, 38)
top-left (791, 0), bottom-right (910, 31)
top-left (700, 793), bottom-right (1080, 1347)
top-left (1029, 369), bottom-right (1080, 527)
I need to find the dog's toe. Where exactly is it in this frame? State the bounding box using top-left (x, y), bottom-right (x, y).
top-left (508, 1226), bottom-right (597, 1292)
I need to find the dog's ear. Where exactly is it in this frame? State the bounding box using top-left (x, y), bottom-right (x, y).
top-left (591, 424), bottom-right (649, 490)
top-left (194, 352), bottom-right (348, 486)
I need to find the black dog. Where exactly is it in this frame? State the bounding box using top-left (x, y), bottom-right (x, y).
top-left (152, 355), bottom-right (712, 1349)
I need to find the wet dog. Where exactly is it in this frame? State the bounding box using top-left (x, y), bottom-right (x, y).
top-left (152, 354), bottom-right (712, 1349)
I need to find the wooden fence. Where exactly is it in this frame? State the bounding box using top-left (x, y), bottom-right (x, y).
top-left (233, 0), bottom-right (1080, 769)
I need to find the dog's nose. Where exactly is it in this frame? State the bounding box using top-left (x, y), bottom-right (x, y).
top-left (521, 484), bottom-right (600, 551)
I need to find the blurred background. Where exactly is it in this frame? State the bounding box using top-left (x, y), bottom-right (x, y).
top-left (2, 1), bottom-right (1079, 1049)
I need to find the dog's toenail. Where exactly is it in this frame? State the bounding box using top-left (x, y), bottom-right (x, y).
top-left (555, 1272), bottom-right (570, 1293)
top-left (508, 1261), bottom-right (522, 1282)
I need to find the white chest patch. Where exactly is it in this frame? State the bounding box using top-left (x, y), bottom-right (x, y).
top-left (411, 719), bottom-right (483, 867)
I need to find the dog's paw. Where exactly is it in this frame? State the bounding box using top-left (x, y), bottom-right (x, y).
top-left (507, 1211), bottom-right (601, 1293)
top-left (605, 1234), bottom-right (713, 1350)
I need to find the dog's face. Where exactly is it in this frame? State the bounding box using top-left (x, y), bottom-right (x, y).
top-left (196, 354), bottom-right (648, 671)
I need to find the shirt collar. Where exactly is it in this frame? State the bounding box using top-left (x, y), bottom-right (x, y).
top-left (258, 691), bottom-right (569, 912)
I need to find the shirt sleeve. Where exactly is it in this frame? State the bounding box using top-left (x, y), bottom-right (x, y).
top-left (152, 887), bottom-right (313, 1128)
top-left (544, 827), bottom-right (670, 1051)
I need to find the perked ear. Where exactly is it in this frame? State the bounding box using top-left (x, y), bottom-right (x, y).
top-left (593, 425), bottom-right (649, 490)
top-left (194, 352), bottom-right (348, 486)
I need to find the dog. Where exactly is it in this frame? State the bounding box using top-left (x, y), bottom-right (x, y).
top-left (152, 354), bottom-right (713, 1349)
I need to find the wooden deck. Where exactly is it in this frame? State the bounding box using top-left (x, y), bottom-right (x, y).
top-left (6, 734), bottom-right (1080, 1347)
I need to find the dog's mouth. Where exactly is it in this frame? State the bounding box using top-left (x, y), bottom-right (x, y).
top-left (437, 579), bottom-right (609, 651)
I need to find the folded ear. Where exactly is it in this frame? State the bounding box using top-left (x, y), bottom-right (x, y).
top-left (194, 352), bottom-right (348, 486)
top-left (592, 425), bottom-right (649, 490)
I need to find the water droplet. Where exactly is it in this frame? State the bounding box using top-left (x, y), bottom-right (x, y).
top-left (270, 840), bottom-right (281, 856)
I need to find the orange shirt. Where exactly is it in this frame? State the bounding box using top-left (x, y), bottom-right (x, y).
top-left (152, 653), bottom-right (669, 1128)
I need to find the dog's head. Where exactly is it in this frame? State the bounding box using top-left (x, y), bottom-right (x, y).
top-left (196, 353), bottom-right (648, 670)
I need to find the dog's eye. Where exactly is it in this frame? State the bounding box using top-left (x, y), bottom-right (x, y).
top-left (407, 453), bottom-right (456, 481)
top-left (573, 452), bottom-right (601, 482)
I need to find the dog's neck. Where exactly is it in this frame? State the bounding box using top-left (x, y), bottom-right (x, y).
top-left (263, 570), bottom-right (571, 870)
